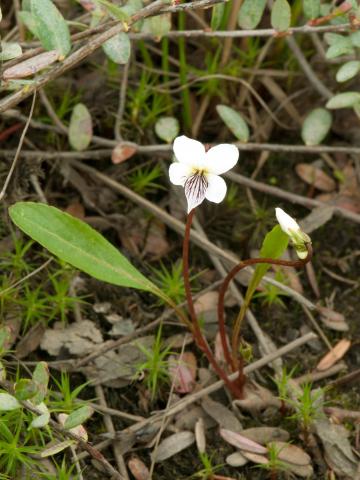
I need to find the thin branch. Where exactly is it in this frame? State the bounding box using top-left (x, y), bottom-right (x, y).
top-left (0, 92), bottom-right (36, 201)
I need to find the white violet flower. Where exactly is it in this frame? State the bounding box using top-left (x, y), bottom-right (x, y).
top-left (275, 207), bottom-right (311, 259)
top-left (169, 135), bottom-right (239, 213)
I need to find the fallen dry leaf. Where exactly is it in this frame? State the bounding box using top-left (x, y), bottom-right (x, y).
top-left (240, 427), bottom-right (290, 445)
top-left (219, 429), bottom-right (267, 454)
top-left (174, 406), bottom-right (217, 431)
top-left (194, 291), bottom-right (219, 324)
top-left (299, 205), bottom-right (334, 233)
top-left (241, 451), bottom-right (268, 464)
top-left (40, 320), bottom-right (103, 357)
top-left (233, 382), bottom-right (281, 413)
top-left (306, 261), bottom-right (321, 298)
top-left (225, 451), bottom-right (248, 467)
top-left (152, 431), bottom-right (195, 463)
top-left (316, 339), bottom-right (351, 371)
top-left (65, 202), bottom-right (85, 220)
top-left (168, 352), bottom-right (197, 394)
top-left (268, 441), bottom-right (311, 466)
top-left (195, 418), bottom-right (206, 454)
top-left (317, 305), bottom-right (349, 331)
top-left (111, 143), bottom-right (137, 164)
top-left (202, 397), bottom-right (243, 433)
top-left (315, 418), bottom-right (359, 478)
top-left (83, 336), bottom-right (154, 388)
top-left (296, 163), bottom-right (336, 192)
top-left (128, 457), bottom-right (150, 480)
top-left (16, 322), bottom-right (46, 359)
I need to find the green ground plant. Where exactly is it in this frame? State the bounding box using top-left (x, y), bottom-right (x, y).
top-left (127, 163), bottom-right (164, 195)
top-left (135, 323), bottom-right (173, 401)
top-left (192, 451), bottom-right (224, 479)
top-left (255, 442), bottom-right (291, 480)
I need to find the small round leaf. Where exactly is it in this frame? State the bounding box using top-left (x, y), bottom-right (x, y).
top-left (301, 108), bottom-right (332, 146)
top-left (68, 103), bottom-right (93, 151)
top-left (155, 117), bottom-right (179, 143)
top-left (326, 92), bottom-right (360, 109)
top-left (336, 61), bottom-right (360, 83)
top-left (271, 0), bottom-right (291, 32)
top-left (102, 32), bottom-right (131, 64)
top-left (216, 105), bottom-right (249, 143)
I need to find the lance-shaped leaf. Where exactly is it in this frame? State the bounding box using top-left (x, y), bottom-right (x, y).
top-left (63, 405), bottom-right (93, 430)
top-left (216, 105), bottom-right (249, 143)
top-left (211, 2), bottom-right (225, 30)
top-left (9, 202), bottom-right (162, 295)
top-left (31, 0), bottom-right (71, 56)
top-left (237, 225), bottom-right (289, 327)
top-left (102, 32), bottom-right (131, 64)
top-left (301, 108), bottom-right (332, 146)
top-left (32, 361), bottom-right (49, 405)
top-left (68, 103), bottom-right (93, 151)
top-left (238, 0), bottom-right (267, 30)
top-left (271, 0), bottom-right (291, 32)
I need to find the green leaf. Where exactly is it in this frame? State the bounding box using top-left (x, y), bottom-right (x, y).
top-left (246, 225), bottom-right (289, 301)
top-left (350, 31), bottom-right (360, 47)
top-left (64, 406), bottom-right (93, 430)
top-left (40, 440), bottom-right (75, 457)
top-left (9, 202), bottom-right (162, 295)
top-left (102, 32), bottom-right (131, 65)
top-left (211, 2), bottom-right (225, 30)
top-left (336, 61), bottom-right (360, 82)
top-left (0, 327), bottom-right (11, 354)
top-left (142, 13), bottom-right (171, 39)
top-left (238, 0), bottom-right (267, 30)
top-left (15, 379), bottom-right (37, 401)
top-left (325, 44), bottom-right (354, 59)
top-left (303, 0), bottom-right (320, 19)
top-left (301, 108), bottom-right (332, 146)
top-left (31, 0), bottom-right (71, 56)
top-left (68, 103), bottom-right (93, 151)
top-left (32, 361), bottom-right (49, 405)
top-left (216, 105), bottom-right (249, 142)
top-left (18, 11), bottom-right (39, 36)
top-left (0, 42), bottom-right (22, 61)
top-left (271, 0), bottom-right (291, 32)
top-left (326, 92), bottom-right (360, 109)
top-left (29, 402), bottom-right (50, 429)
top-left (0, 393), bottom-right (21, 411)
top-left (155, 117), bottom-right (179, 143)
top-left (95, 0), bottom-right (129, 21)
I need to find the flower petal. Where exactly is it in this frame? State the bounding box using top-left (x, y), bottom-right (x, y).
top-left (205, 174), bottom-right (227, 204)
top-left (173, 135), bottom-right (206, 168)
top-left (169, 162), bottom-right (192, 186)
top-left (205, 144), bottom-right (239, 174)
top-left (184, 173), bottom-right (208, 213)
top-left (275, 208), bottom-right (300, 236)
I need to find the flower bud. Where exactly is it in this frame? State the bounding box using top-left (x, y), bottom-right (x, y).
top-left (275, 208), bottom-right (311, 259)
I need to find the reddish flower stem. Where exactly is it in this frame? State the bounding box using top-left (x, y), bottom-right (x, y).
top-left (217, 245), bottom-right (313, 394)
top-left (183, 209), bottom-right (243, 398)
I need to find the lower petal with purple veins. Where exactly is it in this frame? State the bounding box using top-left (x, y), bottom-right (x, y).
top-left (184, 173), bottom-right (208, 213)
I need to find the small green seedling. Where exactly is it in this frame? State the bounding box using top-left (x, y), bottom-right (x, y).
top-left (255, 442), bottom-right (291, 480)
top-left (135, 323), bottom-right (173, 401)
